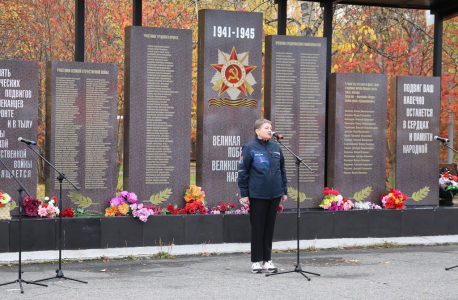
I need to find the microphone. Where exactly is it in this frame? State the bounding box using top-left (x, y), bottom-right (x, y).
top-left (18, 137), bottom-right (37, 145)
top-left (435, 136), bottom-right (449, 143)
top-left (272, 132), bottom-right (283, 139)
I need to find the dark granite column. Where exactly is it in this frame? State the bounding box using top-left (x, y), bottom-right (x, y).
top-left (264, 35), bottom-right (327, 208)
top-left (0, 60), bottom-right (38, 212)
top-left (45, 61), bottom-right (118, 212)
top-left (124, 27), bottom-right (192, 206)
top-left (328, 73), bottom-right (388, 205)
top-left (196, 10), bottom-right (262, 207)
top-left (389, 76), bottom-right (440, 206)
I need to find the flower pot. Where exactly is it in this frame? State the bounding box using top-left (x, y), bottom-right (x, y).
top-left (439, 188), bottom-right (457, 206)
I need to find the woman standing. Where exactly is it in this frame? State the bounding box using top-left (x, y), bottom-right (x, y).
top-left (238, 118), bottom-right (288, 273)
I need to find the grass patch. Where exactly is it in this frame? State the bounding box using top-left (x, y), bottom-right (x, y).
top-left (152, 252), bottom-right (174, 259)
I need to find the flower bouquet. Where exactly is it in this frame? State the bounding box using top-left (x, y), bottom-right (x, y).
top-left (184, 185), bottom-right (205, 203)
top-left (182, 185), bottom-right (208, 214)
top-left (105, 190), bottom-right (137, 217)
top-left (23, 196), bottom-right (41, 217)
top-left (439, 172), bottom-right (458, 198)
top-left (0, 191), bottom-right (12, 220)
top-left (213, 202), bottom-right (241, 214)
top-left (130, 203), bottom-right (154, 222)
top-left (61, 207), bottom-right (75, 218)
top-left (37, 196), bottom-right (60, 218)
top-left (354, 201), bottom-right (382, 210)
top-left (381, 188), bottom-right (407, 209)
top-left (183, 201), bottom-right (208, 214)
top-left (319, 187), bottom-right (354, 211)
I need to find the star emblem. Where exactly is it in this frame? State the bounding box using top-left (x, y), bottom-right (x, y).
top-left (210, 47), bottom-right (257, 99)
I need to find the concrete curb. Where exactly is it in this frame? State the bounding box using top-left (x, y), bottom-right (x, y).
top-left (2, 235), bottom-right (458, 264)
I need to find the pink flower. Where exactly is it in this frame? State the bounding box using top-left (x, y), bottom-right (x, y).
top-left (126, 192), bottom-right (138, 204)
top-left (38, 207), bottom-right (48, 217)
top-left (110, 197), bottom-right (122, 207)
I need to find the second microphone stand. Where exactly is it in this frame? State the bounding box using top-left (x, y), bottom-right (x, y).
top-left (265, 136), bottom-right (320, 281)
top-left (25, 144), bottom-right (87, 284)
top-left (0, 156), bottom-right (47, 293)
top-left (438, 140), bottom-right (458, 271)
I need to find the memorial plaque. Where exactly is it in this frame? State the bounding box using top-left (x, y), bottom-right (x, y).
top-left (264, 35), bottom-right (327, 208)
top-left (197, 10), bottom-right (262, 207)
top-left (389, 76), bottom-right (440, 205)
top-left (327, 73), bottom-right (388, 205)
top-left (45, 61), bottom-right (118, 212)
top-left (124, 26), bottom-right (192, 205)
top-left (0, 60), bottom-right (38, 212)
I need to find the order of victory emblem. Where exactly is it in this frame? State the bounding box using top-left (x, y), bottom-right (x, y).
top-left (209, 46), bottom-right (258, 107)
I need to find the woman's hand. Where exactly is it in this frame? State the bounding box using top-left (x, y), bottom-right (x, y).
top-left (280, 195), bottom-right (287, 202)
top-left (240, 197), bottom-right (250, 205)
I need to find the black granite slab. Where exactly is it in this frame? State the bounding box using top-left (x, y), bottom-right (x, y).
top-left (143, 215), bottom-right (185, 246)
top-left (184, 214), bottom-right (223, 245)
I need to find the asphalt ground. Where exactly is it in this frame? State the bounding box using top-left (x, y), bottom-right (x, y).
top-left (1, 243), bottom-right (458, 299)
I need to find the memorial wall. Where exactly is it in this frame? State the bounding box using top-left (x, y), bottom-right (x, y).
top-left (328, 73), bottom-right (388, 205)
top-left (390, 76), bottom-right (440, 205)
top-left (0, 60), bottom-right (38, 212)
top-left (196, 10), bottom-right (263, 206)
top-left (124, 26), bottom-right (192, 206)
top-left (264, 35), bottom-right (327, 208)
top-left (45, 61), bottom-right (118, 212)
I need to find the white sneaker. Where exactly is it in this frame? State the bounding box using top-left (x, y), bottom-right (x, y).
top-left (262, 260), bottom-right (278, 273)
top-left (251, 262), bottom-right (262, 273)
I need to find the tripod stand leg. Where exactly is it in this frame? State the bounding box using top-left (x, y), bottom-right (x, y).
top-left (34, 269), bottom-right (87, 284)
top-left (299, 272), bottom-right (311, 281)
top-left (302, 270), bottom-right (321, 276)
top-left (265, 270), bottom-right (295, 277)
top-left (23, 280), bottom-right (48, 287)
top-left (60, 276), bottom-right (88, 284)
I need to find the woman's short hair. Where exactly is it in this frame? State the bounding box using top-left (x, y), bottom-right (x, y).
top-left (254, 118), bottom-right (272, 133)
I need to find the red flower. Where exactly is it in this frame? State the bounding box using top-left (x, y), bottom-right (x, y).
top-left (188, 207), bottom-right (196, 214)
top-left (180, 208), bottom-right (187, 215)
top-left (61, 210), bottom-right (67, 217)
top-left (199, 206), bottom-right (207, 214)
top-left (229, 203), bottom-right (235, 208)
top-left (167, 204), bottom-right (174, 211)
top-left (172, 209), bottom-right (179, 215)
top-left (42, 203), bottom-right (48, 208)
top-left (278, 205), bottom-right (283, 213)
top-left (66, 208), bottom-right (74, 217)
top-left (453, 175), bottom-right (458, 181)
top-left (52, 196), bottom-right (58, 204)
top-left (220, 203), bottom-right (227, 211)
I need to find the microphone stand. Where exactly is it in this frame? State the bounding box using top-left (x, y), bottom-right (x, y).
top-left (437, 141), bottom-right (458, 271)
top-left (24, 143), bottom-right (88, 284)
top-left (0, 154), bottom-right (48, 293)
top-left (266, 136), bottom-right (320, 281)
